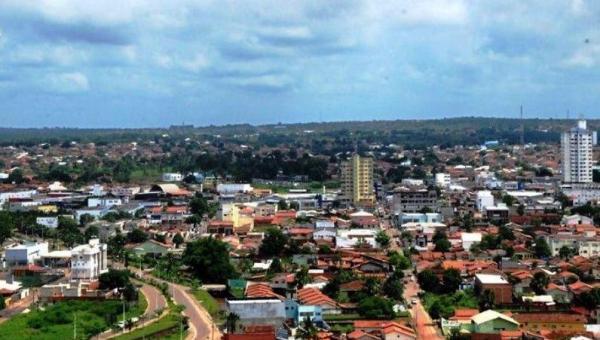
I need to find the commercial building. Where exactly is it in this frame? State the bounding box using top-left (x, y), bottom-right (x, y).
top-left (70, 239), bottom-right (108, 280)
top-left (561, 120), bottom-right (595, 183)
top-left (161, 172), bottom-right (184, 182)
top-left (392, 187), bottom-right (438, 213)
top-left (474, 274), bottom-right (512, 305)
top-left (5, 242), bottom-right (49, 266)
top-left (341, 155), bottom-right (375, 206)
top-left (476, 191), bottom-right (494, 212)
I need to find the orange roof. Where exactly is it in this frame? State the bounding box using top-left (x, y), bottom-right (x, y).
top-left (569, 280), bottom-right (593, 295)
top-left (510, 270), bottom-right (533, 280)
top-left (450, 309), bottom-right (479, 321)
top-left (245, 283), bottom-right (284, 300)
top-left (514, 313), bottom-right (586, 324)
top-left (288, 228), bottom-right (314, 235)
top-left (297, 288), bottom-right (337, 307)
top-left (381, 322), bottom-right (415, 337)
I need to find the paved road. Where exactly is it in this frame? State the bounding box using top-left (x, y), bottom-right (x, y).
top-left (404, 280), bottom-right (443, 340)
top-left (139, 282), bottom-right (167, 319)
top-left (169, 283), bottom-right (221, 340)
top-left (112, 262), bottom-right (221, 340)
top-left (0, 291), bottom-right (34, 323)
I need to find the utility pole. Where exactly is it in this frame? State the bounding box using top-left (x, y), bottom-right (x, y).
top-left (73, 312), bottom-right (77, 339)
top-left (122, 298), bottom-right (126, 332)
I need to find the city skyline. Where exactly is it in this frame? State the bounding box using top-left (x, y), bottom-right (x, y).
top-left (2, 1), bottom-right (600, 127)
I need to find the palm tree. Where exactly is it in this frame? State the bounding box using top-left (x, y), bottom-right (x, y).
top-left (297, 316), bottom-right (318, 339)
top-left (225, 312), bottom-right (240, 334)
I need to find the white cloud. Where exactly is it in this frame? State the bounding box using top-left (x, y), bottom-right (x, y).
top-left (180, 53), bottom-right (209, 72)
top-left (45, 72), bottom-right (89, 93)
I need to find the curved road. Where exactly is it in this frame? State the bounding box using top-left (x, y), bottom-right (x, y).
top-left (113, 263), bottom-right (221, 340)
top-left (169, 283), bottom-right (221, 340)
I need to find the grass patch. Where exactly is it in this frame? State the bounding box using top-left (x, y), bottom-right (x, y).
top-left (323, 313), bottom-right (361, 321)
top-left (113, 311), bottom-right (182, 340)
top-left (0, 298), bottom-right (146, 340)
top-left (421, 289), bottom-right (478, 319)
top-left (191, 289), bottom-right (219, 316)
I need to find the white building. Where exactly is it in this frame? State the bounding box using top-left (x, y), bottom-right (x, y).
top-left (87, 197), bottom-right (123, 208)
top-left (336, 229), bottom-right (378, 248)
top-left (161, 172), bottom-right (184, 182)
top-left (217, 183), bottom-right (253, 194)
top-left (36, 216), bottom-right (59, 229)
top-left (562, 120), bottom-right (595, 183)
top-left (70, 239), bottom-right (108, 280)
top-left (5, 242), bottom-right (49, 266)
top-left (461, 232), bottom-right (482, 251)
top-left (476, 191), bottom-right (494, 212)
top-left (435, 173), bottom-right (451, 188)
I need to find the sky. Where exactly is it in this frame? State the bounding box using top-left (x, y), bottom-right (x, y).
top-left (1, 0), bottom-right (600, 128)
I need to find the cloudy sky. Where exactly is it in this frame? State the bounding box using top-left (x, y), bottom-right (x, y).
top-left (0, 0), bottom-right (599, 127)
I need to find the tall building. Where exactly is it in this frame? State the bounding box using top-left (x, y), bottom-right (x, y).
top-left (341, 155), bottom-right (375, 206)
top-left (71, 239), bottom-right (108, 280)
top-left (562, 120), bottom-right (594, 183)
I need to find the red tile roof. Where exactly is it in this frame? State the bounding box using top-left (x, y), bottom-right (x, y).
top-left (245, 283), bottom-right (284, 300)
top-left (297, 288), bottom-right (337, 308)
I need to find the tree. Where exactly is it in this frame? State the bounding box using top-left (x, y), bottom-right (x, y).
top-left (297, 316), bottom-right (318, 340)
top-left (269, 258), bottom-right (282, 274)
top-left (79, 213), bottom-right (95, 225)
top-left (183, 237), bottom-right (238, 283)
top-left (479, 289), bottom-right (495, 311)
top-left (383, 274), bottom-right (404, 300)
top-left (362, 277), bottom-right (381, 296)
top-left (173, 233), bottom-right (184, 248)
top-left (498, 225), bottom-right (515, 241)
top-left (122, 282), bottom-right (138, 302)
top-left (502, 194), bottom-right (515, 206)
top-left (277, 199), bottom-right (289, 211)
top-left (84, 225), bottom-right (100, 242)
top-left (517, 204), bottom-right (525, 216)
top-left (7, 169), bottom-right (26, 184)
top-left (575, 288), bottom-right (600, 310)
top-left (225, 312), bottom-right (240, 334)
top-left (435, 238), bottom-right (451, 252)
top-left (388, 251), bottom-right (411, 270)
top-left (358, 296), bottom-right (396, 319)
top-left (259, 228), bottom-right (288, 257)
top-left (294, 266), bottom-right (312, 288)
top-left (108, 232), bottom-right (126, 259)
top-left (559, 246), bottom-right (575, 260)
top-left (0, 295), bottom-right (5, 310)
top-left (534, 237), bottom-right (551, 258)
top-left (375, 230), bottom-right (390, 249)
top-left (428, 300), bottom-right (443, 319)
top-left (127, 228), bottom-right (148, 243)
top-left (442, 268), bottom-right (461, 294)
top-left (530, 272), bottom-right (549, 295)
top-left (189, 193), bottom-right (210, 216)
top-left (99, 269), bottom-right (130, 289)
top-left (417, 270), bottom-right (440, 293)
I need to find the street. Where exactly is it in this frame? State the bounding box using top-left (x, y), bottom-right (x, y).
top-left (403, 280), bottom-right (443, 340)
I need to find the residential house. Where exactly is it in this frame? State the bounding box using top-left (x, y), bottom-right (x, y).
top-left (474, 274), bottom-right (513, 305)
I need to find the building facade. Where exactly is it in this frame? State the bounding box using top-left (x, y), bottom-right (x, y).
top-left (70, 239), bottom-right (108, 280)
top-left (341, 155), bottom-right (375, 206)
top-left (562, 120), bottom-right (595, 183)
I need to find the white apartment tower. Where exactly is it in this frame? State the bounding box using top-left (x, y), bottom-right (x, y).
top-left (562, 120), bottom-right (594, 183)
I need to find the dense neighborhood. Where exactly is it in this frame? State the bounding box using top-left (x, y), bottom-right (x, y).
top-left (0, 119), bottom-right (600, 339)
